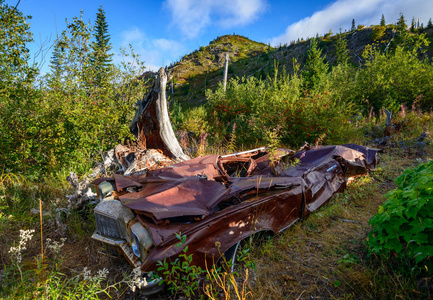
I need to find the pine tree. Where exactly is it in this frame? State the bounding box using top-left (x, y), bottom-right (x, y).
top-left (396, 13), bottom-right (406, 31)
top-left (90, 5), bottom-right (113, 86)
top-left (427, 18), bottom-right (433, 29)
top-left (48, 37), bottom-right (67, 84)
top-left (351, 19), bottom-right (356, 31)
top-left (335, 34), bottom-right (348, 65)
top-left (303, 38), bottom-right (328, 89)
top-left (420, 23), bottom-right (424, 32)
top-left (380, 14), bottom-right (386, 26)
top-left (410, 17), bottom-right (417, 32)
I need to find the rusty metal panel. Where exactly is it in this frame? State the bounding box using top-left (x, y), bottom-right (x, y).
top-left (92, 144), bottom-right (380, 272)
top-left (119, 177), bottom-right (228, 219)
top-left (137, 182), bottom-right (304, 270)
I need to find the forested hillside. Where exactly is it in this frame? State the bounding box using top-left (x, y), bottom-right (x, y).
top-left (1, 1), bottom-right (432, 298)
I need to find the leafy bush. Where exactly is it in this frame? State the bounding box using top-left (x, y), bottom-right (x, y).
top-left (347, 36), bottom-right (433, 115)
top-left (206, 67), bottom-right (358, 147)
top-left (156, 234), bottom-right (204, 298)
top-left (368, 160), bottom-right (433, 272)
top-left (371, 25), bottom-right (386, 41)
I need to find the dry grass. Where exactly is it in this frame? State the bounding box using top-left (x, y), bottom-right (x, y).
top-left (247, 146), bottom-right (432, 299)
top-left (1, 141), bottom-right (431, 299)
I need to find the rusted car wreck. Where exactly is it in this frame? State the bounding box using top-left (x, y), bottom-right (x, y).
top-left (90, 69), bottom-right (379, 295)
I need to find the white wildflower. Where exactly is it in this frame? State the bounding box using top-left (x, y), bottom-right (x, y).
top-left (46, 237), bottom-right (66, 254)
top-left (97, 268), bottom-right (109, 279)
top-left (83, 266), bottom-right (92, 281)
top-left (9, 229), bottom-right (35, 264)
top-left (128, 266), bottom-right (147, 291)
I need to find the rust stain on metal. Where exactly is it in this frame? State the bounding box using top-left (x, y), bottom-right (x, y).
top-left (93, 144), bottom-right (379, 271)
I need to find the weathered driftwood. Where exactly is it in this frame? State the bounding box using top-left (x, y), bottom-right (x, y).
top-left (130, 67), bottom-right (189, 161)
top-left (66, 172), bottom-right (97, 210)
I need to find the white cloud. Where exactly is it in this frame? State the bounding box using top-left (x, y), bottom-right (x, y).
top-left (271, 0), bottom-right (433, 46)
top-left (115, 27), bottom-right (186, 71)
top-left (164, 0), bottom-right (267, 39)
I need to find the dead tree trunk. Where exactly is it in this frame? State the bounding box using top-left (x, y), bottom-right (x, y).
top-left (223, 53), bottom-right (229, 92)
top-left (130, 68), bottom-right (189, 161)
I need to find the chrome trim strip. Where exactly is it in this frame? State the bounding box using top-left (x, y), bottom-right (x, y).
top-left (278, 218), bottom-right (300, 233)
top-left (220, 147), bottom-right (267, 158)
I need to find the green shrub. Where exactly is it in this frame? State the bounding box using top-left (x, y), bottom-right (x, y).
top-left (371, 25), bottom-right (386, 41)
top-left (368, 160), bottom-right (433, 272)
top-left (206, 67), bottom-right (358, 147)
top-left (156, 234), bottom-right (204, 298)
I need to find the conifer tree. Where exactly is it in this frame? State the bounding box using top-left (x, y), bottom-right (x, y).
top-left (90, 5), bottom-right (113, 86)
top-left (380, 14), bottom-right (386, 26)
top-left (427, 18), bottom-right (433, 29)
top-left (351, 19), bottom-right (356, 31)
top-left (48, 37), bottom-right (66, 85)
top-left (335, 34), bottom-right (348, 65)
top-left (303, 38), bottom-right (328, 89)
top-left (396, 13), bottom-right (406, 31)
top-left (410, 17), bottom-right (417, 32)
top-left (394, 13), bottom-right (408, 46)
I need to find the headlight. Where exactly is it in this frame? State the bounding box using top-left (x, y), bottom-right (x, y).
top-left (97, 181), bottom-right (115, 200)
top-left (131, 230), bottom-right (141, 257)
top-left (130, 222), bottom-right (154, 259)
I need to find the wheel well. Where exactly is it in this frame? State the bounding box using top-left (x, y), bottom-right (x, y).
top-left (218, 230), bottom-right (274, 272)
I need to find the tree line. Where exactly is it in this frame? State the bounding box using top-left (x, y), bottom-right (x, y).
top-left (0, 2), bottom-right (147, 178)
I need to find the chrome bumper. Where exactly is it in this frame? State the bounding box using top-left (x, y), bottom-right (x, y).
top-left (91, 231), bottom-right (164, 295)
top-left (91, 231), bottom-right (141, 268)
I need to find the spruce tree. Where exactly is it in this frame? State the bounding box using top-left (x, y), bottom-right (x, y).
top-left (410, 17), bottom-right (417, 32)
top-left (48, 37), bottom-right (66, 85)
top-left (90, 5), bottom-right (113, 86)
top-left (427, 18), bottom-right (433, 29)
top-left (380, 14), bottom-right (386, 26)
top-left (351, 19), bottom-right (356, 31)
top-left (396, 13), bottom-right (406, 31)
top-left (335, 34), bottom-right (348, 65)
top-left (303, 38), bottom-right (328, 89)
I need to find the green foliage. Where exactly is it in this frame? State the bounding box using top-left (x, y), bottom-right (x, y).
top-left (371, 25), bottom-right (386, 41)
top-left (227, 123), bottom-right (237, 152)
top-left (335, 34), bottom-right (349, 65)
top-left (206, 65), bottom-right (357, 147)
top-left (352, 38), bottom-right (433, 115)
top-left (89, 5), bottom-right (113, 86)
top-left (303, 38), bottom-right (329, 90)
top-left (264, 127), bottom-right (281, 169)
top-left (368, 160), bottom-right (433, 272)
top-left (156, 233), bottom-right (204, 298)
top-left (0, 0), bottom-right (37, 96)
top-left (428, 18), bottom-right (433, 29)
top-left (170, 102), bottom-right (209, 133)
top-left (1, 8), bottom-right (147, 178)
top-left (396, 13), bottom-right (407, 31)
top-left (0, 1), bottom-right (41, 176)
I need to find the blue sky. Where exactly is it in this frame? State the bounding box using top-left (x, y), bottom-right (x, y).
top-left (9, 0), bottom-right (433, 73)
